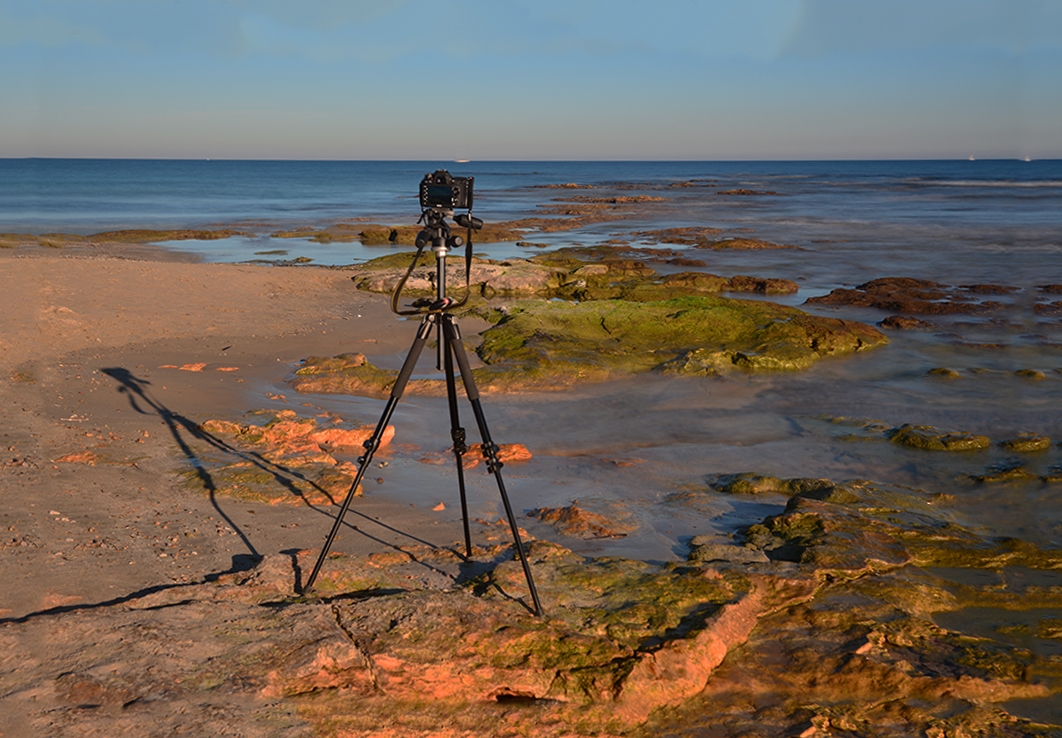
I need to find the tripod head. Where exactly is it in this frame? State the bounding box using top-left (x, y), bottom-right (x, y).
top-left (416, 208), bottom-right (484, 252)
top-left (391, 203), bottom-right (483, 316)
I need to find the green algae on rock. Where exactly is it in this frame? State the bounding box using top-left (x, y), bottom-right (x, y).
top-left (279, 482), bottom-right (1061, 735)
top-left (477, 296), bottom-right (886, 379)
top-left (889, 423), bottom-right (991, 451)
top-left (1001, 433), bottom-right (1053, 453)
top-left (292, 296), bottom-right (887, 397)
top-left (256, 540), bottom-right (774, 732)
top-left (705, 472), bottom-right (859, 502)
top-left (347, 249), bottom-right (800, 301)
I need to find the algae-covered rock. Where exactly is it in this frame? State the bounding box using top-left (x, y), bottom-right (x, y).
top-left (292, 296), bottom-right (887, 397)
top-left (477, 296), bottom-right (886, 381)
top-left (743, 496), bottom-right (914, 570)
top-left (807, 276), bottom-right (1016, 315)
top-left (969, 461), bottom-right (1042, 483)
top-left (1000, 433), bottom-right (1052, 453)
top-left (705, 472), bottom-right (858, 502)
top-left (889, 423), bottom-right (991, 451)
top-left (347, 249), bottom-right (801, 303)
top-left (687, 537), bottom-right (770, 564)
top-left (259, 541), bottom-right (776, 730)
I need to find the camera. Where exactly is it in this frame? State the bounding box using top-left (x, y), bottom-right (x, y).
top-left (419, 169), bottom-right (474, 210)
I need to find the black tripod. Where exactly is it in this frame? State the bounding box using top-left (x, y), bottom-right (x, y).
top-left (301, 207), bottom-right (543, 616)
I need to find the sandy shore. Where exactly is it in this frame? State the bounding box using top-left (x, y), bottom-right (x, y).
top-left (0, 245), bottom-right (489, 733)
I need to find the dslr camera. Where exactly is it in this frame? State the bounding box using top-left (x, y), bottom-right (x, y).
top-left (419, 169), bottom-right (474, 210)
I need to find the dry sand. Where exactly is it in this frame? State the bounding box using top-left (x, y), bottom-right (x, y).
top-left (0, 245), bottom-right (483, 734)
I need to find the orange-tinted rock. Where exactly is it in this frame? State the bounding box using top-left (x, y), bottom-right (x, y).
top-left (189, 411), bottom-right (384, 504)
top-left (528, 503), bottom-right (636, 539)
top-left (462, 442), bottom-right (532, 469)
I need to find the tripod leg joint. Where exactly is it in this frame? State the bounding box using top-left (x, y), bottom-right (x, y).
top-left (481, 442), bottom-right (504, 473)
top-left (451, 426), bottom-right (468, 455)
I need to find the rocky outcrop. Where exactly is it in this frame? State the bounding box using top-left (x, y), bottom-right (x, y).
top-left (292, 296), bottom-right (887, 397)
top-left (7, 472), bottom-right (1061, 736)
top-left (807, 277), bottom-right (1020, 314)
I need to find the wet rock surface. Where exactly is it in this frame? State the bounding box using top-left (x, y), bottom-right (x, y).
top-left (345, 248), bottom-right (799, 301)
top-left (291, 297), bottom-right (887, 397)
top-left (888, 423), bottom-right (992, 452)
top-left (184, 409), bottom-right (389, 505)
top-left (806, 276), bottom-right (1021, 315)
top-left (6, 473), bottom-right (1061, 737)
top-left (527, 502), bottom-right (638, 539)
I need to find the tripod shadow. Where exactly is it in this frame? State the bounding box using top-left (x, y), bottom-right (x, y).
top-left (103, 366), bottom-right (320, 557)
top-left (101, 367), bottom-right (463, 578)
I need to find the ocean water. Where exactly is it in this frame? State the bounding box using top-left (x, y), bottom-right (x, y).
top-left (5, 160), bottom-right (1062, 714)
top-left (4, 158), bottom-right (1061, 285)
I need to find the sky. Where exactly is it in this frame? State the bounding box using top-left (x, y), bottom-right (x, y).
top-left (2, 0), bottom-right (1061, 160)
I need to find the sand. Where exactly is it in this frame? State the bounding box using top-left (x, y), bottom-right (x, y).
top-left (0, 244), bottom-right (484, 734)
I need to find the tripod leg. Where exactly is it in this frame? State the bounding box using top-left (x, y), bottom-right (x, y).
top-left (442, 316), bottom-right (543, 616)
top-left (441, 325), bottom-right (473, 557)
top-left (302, 315), bottom-right (436, 594)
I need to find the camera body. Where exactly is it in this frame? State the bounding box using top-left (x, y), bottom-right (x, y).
top-left (420, 169), bottom-right (474, 210)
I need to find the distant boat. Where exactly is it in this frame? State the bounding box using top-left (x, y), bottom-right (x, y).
top-left (1024, 156), bottom-right (1032, 162)
top-left (455, 159), bottom-right (470, 163)
top-left (968, 155), bottom-right (976, 161)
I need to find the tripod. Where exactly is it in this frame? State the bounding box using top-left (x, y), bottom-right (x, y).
top-left (301, 208), bottom-right (543, 616)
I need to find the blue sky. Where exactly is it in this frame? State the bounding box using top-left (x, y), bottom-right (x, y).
top-left (2, 0), bottom-right (1060, 160)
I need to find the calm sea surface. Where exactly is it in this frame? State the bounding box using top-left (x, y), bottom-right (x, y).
top-left (3, 158), bottom-right (1061, 288)
top-left (4, 161), bottom-right (1062, 711)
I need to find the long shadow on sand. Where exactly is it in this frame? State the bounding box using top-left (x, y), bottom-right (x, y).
top-left (0, 369), bottom-right (486, 625)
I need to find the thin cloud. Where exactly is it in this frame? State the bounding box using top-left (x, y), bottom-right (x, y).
top-left (781, 0), bottom-right (1062, 57)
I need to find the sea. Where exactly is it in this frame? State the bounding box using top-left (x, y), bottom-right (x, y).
top-left (4, 158), bottom-right (1062, 721)
top-left (3, 158), bottom-right (1061, 292)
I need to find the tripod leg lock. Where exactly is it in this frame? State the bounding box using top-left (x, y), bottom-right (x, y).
top-left (357, 437), bottom-right (379, 465)
top-left (451, 427), bottom-right (468, 455)
top-left (482, 442), bottom-right (504, 473)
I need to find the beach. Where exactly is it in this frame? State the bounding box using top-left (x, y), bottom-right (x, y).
top-left (3, 161), bottom-right (1062, 735)
top-left (0, 244), bottom-right (472, 734)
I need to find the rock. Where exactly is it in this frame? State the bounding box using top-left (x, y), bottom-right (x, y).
top-left (350, 254), bottom-right (565, 297)
top-left (807, 277), bottom-right (1015, 315)
top-left (461, 442), bottom-right (532, 469)
top-left (888, 423), bottom-right (990, 452)
top-left (293, 296), bottom-right (887, 396)
top-left (705, 473), bottom-right (857, 502)
top-left (726, 275), bottom-right (799, 294)
top-left (687, 542), bottom-right (770, 564)
top-left (187, 409), bottom-right (386, 504)
top-left (999, 433), bottom-right (1051, 452)
top-left (969, 461), bottom-right (1040, 483)
top-left (264, 541), bottom-right (778, 729)
top-left (880, 315), bottom-right (936, 329)
top-left (8, 474), bottom-right (1062, 736)
top-left (926, 367), bottom-right (961, 379)
top-left (527, 502), bottom-right (636, 539)
top-left (476, 296), bottom-right (887, 383)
